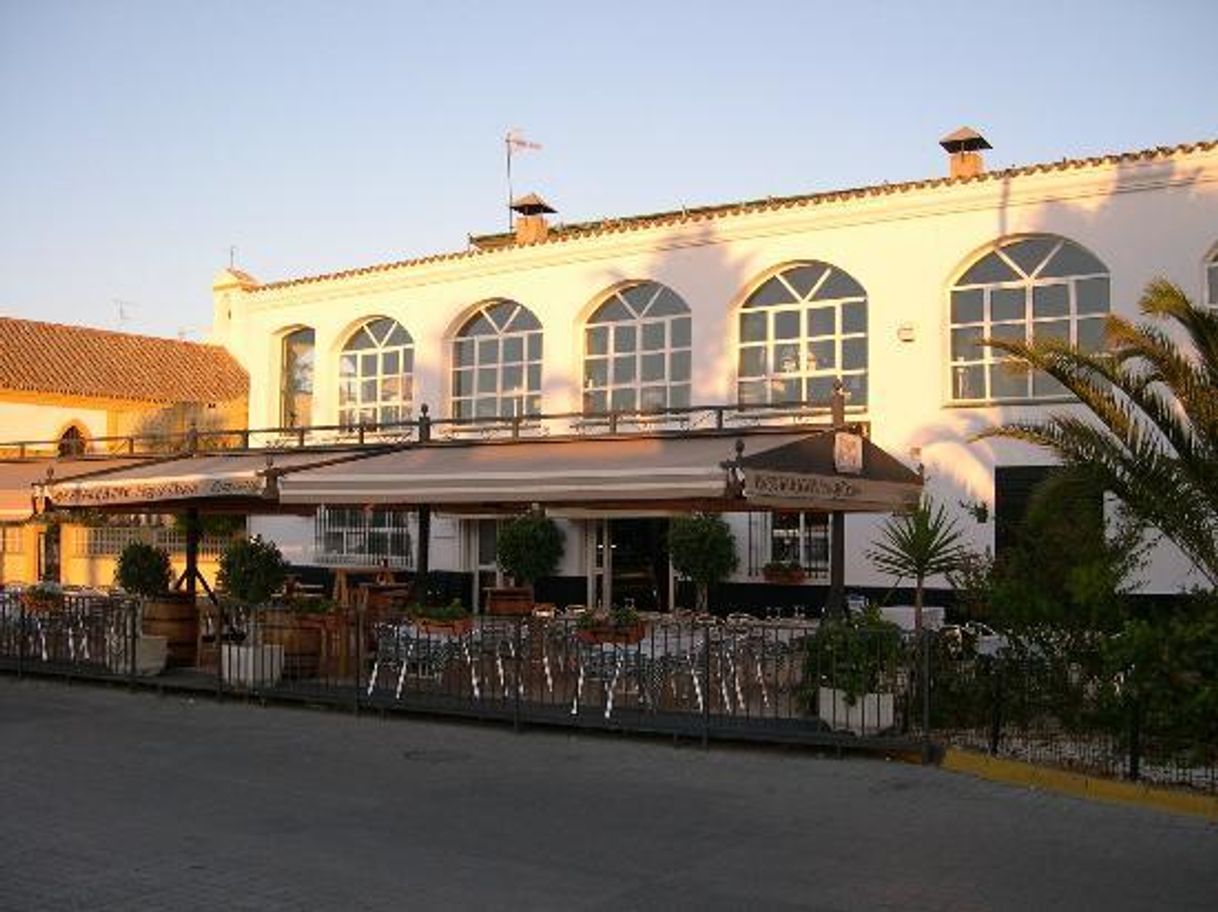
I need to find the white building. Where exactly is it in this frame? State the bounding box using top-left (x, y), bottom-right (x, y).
top-left (209, 131), bottom-right (1218, 607)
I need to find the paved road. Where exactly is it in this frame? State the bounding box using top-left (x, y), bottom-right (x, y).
top-left (0, 678), bottom-right (1214, 911)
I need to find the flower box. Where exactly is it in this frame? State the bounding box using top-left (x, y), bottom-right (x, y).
top-left (817, 686), bottom-right (895, 735)
top-left (575, 623), bottom-right (647, 646)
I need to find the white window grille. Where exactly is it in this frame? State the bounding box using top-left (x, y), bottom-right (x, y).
top-left (583, 282), bottom-right (692, 414)
top-left (950, 235), bottom-right (1110, 402)
top-left (338, 318), bottom-right (414, 429)
top-left (314, 507), bottom-right (413, 569)
top-left (451, 300), bottom-right (542, 421)
top-left (737, 262), bottom-right (868, 409)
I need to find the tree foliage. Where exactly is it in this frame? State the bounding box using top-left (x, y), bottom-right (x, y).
top-left (495, 513), bottom-right (564, 585)
top-left (114, 541), bottom-right (173, 597)
top-left (668, 514), bottom-right (738, 612)
top-left (976, 279), bottom-right (1218, 586)
top-left (217, 536), bottom-right (287, 605)
top-left (866, 497), bottom-right (967, 629)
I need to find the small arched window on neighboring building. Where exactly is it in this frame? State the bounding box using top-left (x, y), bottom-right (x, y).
top-left (451, 300), bottom-right (543, 421)
top-left (950, 235), bottom-right (1110, 402)
top-left (583, 282), bottom-right (692, 414)
top-left (338, 318), bottom-right (414, 429)
top-left (280, 327), bottom-right (315, 428)
top-left (57, 425), bottom-right (86, 457)
top-left (737, 262), bottom-right (868, 409)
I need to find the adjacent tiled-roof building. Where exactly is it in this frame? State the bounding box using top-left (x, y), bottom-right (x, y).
top-left (0, 317), bottom-right (248, 405)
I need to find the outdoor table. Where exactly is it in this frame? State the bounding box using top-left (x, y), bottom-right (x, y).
top-left (330, 566), bottom-right (398, 607)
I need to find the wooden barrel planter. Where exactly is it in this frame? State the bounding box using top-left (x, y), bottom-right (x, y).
top-left (141, 593), bottom-right (199, 667)
top-left (485, 587), bottom-right (534, 616)
top-left (258, 609), bottom-right (322, 679)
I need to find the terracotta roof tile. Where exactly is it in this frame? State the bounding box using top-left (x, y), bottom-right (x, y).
top-left (0, 318), bottom-right (249, 405)
top-left (249, 138), bottom-right (1217, 294)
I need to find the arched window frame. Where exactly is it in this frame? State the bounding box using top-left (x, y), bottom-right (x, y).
top-left (337, 317), bottom-right (414, 429)
top-left (279, 326), bottom-right (315, 429)
top-left (451, 300), bottom-right (543, 421)
top-left (736, 262), bottom-right (869, 409)
top-left (582, 281), bottom-right (692, 414)
top-left (949, 235), bottom-right (1109, 403)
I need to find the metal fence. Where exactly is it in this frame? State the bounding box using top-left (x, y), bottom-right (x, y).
top-left (2, 593), bottom-right (1214, 794)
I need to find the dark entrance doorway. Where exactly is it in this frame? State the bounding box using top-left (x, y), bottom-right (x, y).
top-left (609, 518), bottom-right (670, 612)
top-left (37, 524), bottom-right (61, 583)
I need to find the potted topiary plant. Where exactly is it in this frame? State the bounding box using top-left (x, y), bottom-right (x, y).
top-left (217, 535), bottom-right (293, 685)
top-left (490, 512), bottom-right (565, 615)
top-left (113, 540), bottom-right (178, 673)
top-left (668, 514), bottom-right (738, 614)
top-left (803, 606), bottom-right (904, 734)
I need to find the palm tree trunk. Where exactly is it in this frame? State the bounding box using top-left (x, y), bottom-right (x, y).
top-left (914, 574), bottom-right (924, 633)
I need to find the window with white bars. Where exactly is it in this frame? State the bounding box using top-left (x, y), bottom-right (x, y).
top-left (314, 507), bottom-right (413, 569)
top-left (582, 282), bottom-right (692, 414)
top-left (338, 318), bottom-right (414, 429)
top-left (70, 526), bottom-right (233, 559)
top-left (451, 300), bottom-right (543, 421)
top-left (770, 512), bottom-right (829, 577)
top-left (0, 526), bottom-right (23, 554)
top-left (737, 262), bottom-right (868, 409)
top-left (950, 236), bottom-right (1110, 402)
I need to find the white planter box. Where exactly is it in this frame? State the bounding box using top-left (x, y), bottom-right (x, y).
top-left (817, 686), bottom-right (895, 735)
top-left (106, 634), bottom-right (168, 677)
top-left (221, 644), bottom-right (283, 687)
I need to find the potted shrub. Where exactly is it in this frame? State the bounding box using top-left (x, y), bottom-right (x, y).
top-left (668, 514), bottom-right (738, 613)
top-left (803, 606), bottom-right (904, 734)
top-left (491, 513), bottom-right (565, 615)
top-left (408, 599), bottom-right (474, 637)
top-left (20, 581), bottom-right (63, 614)
top-left (763, 560), bottom-right (806, 585)
top-left (113, 540), bottom-right (179, 673)
top-left (575, 603), bottom-right (646, 645)
top-left (217, 536), bottom-right (291, 685)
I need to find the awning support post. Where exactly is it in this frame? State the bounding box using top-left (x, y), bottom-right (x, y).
top-left (416, 404), bottom-right (432, 587)
top-left (184, 507), bottom-right (199, 599)
top-left (826, 380), bottom-right (847, 617)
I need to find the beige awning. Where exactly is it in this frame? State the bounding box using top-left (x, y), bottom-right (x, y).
top-left (1, 457), bottom-right (148, 521)
top-left (278, 429), bottom-right (922, 513)
top-left (37, 449), bottom-right (380, 513)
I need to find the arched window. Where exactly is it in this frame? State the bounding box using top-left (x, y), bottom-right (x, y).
top-left (583, 282), bottom-right (692, 414)
top-left (280, 327), bottom-right (314, 428)
top-left (1207, 247), bottom-right (1218, 311)
top-left (737, 262), bottom-right (868, 408)
top-left (57, 425), bottom-right (85, 457)
top-left (452, 300), bottom-right (542, 420)
top-left (338, 318), bottom-right (414, 428)
top-left (950, 235), bottom-right (1109, 402)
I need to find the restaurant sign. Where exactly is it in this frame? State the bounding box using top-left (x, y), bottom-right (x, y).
top-left (742, 467), bottom-right (920, 512)
top-left (47, 475), bottom-right (265, 508)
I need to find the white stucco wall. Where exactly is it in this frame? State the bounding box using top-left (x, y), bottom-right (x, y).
top-left (214, 146), bottom-right (1218, 596)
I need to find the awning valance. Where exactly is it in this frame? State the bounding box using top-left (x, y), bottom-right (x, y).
top-left (36, 449), bottom-right (381, 513)
top-left (277, 429), bottom-right (922, 513)
top-left (1, 457), bottom-right (148, 521)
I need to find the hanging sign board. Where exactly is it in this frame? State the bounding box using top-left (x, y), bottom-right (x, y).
top-left (44, 475), bottom-right (265, 508)
top-left (834, 432), bottom-right (863, 475)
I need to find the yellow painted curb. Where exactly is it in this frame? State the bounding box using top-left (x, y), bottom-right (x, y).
top-left (941, 748), bottom-right (1218, 821)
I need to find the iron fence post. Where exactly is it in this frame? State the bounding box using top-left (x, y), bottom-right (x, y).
top-left (129, 598), bottom-right (138, 688)
top-left (215, 602), bottom-right (225, 701)
top-left (513, 617), bottom-right (523, 731)
top-left (988, 656), bottom-right (1005, 755)
top-left (921, 629), bottom-right (932, 762)
top-left (354, 605), bottom-right (363, 716)
top-left (1128, 696), bottom-right (1143, 782)
top-left (17, 596), bottom-right (25, 678)
top-left (702, 620), bottom-right (711, 749)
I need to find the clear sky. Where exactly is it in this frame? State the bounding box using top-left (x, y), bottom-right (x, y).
top-left (1, 0), bottom-right (1215, 340)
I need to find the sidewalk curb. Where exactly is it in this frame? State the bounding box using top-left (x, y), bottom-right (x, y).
top-left (941, 748), bottom-right (1218, 821)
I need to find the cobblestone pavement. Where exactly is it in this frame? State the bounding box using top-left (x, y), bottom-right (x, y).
top-left (1, 677), bottom-right (1215, 911)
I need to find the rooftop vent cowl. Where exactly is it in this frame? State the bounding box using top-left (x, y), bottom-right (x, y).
top-left (940, 127), bottom-right (992, 179)
top-left (511, 193), bottom-right (556, 245)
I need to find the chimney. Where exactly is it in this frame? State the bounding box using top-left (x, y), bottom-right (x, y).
top-left (511, 193), bottom-right (556, 245)
top-left (940, 126), bottom-right (992, 178)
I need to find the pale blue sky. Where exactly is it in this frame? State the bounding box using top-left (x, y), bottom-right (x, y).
top-left (1, 0), bottom-right (1215, 339)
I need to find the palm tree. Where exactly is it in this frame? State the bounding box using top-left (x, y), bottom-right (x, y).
top-left (975, 279), bottom-right (1218, 588)
top-left (866, 497), bottom-right (968, 632)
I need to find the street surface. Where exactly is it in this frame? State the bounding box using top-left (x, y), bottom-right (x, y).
top-left (1, 678), bottom-right (1214, 911)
